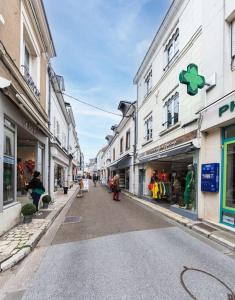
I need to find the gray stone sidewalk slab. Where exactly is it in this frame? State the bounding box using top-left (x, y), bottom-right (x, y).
top-left (122, 191), bottom-right (235, 252)
top-left (210, 231), bottom-right (235, 250)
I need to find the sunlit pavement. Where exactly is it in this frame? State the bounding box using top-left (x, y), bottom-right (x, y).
top-left (2, 183), bottom-right (235, 300)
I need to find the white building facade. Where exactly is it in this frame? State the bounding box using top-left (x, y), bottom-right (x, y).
top-left (101, 101), bottom-right (136, 193)
top-left (133, 0), bottom-right (235, 227)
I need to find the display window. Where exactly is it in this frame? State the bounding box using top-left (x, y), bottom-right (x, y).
top-left (54, 164), bottom-right (65, 191)
top-left (221, 126), bottom-right (235, 227)
top-left (17, 145), bottom-right (36, 196)
top-left (147, 155), bottom-right (197, 212)
top-left (3, 119), bottom-right (16, 205)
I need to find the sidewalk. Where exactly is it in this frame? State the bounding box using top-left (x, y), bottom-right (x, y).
top-left (123, 191), bottom-right (235, 251)
top-left (0, 185), bottom-right (79, 272)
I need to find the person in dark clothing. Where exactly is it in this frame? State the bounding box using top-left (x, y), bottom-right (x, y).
top-left (112, 175), bottom-right (120, 201)
top-left (93, 174), bottom-right (98, 187)
top-left (26, 171), bottom-right (45, 211)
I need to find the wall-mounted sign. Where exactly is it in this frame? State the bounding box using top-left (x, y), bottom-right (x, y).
top-left (219, 100), bottom-right (235, 117)
top-left (179, 64), bottom-right (205, 96)
top-left (139, 131), bottom-right (197, 158)
top-left (201, 163), bottom-right (219, 192)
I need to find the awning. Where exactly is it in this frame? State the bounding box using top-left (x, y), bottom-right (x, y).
top-left (108, 154), bottom-right (131, 170)
top-left (138, 142), bottom-right (195, 164)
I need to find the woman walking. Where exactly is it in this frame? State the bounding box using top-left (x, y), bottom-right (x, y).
top-left (26, 171), bottom-right (45, 211)
top-left (112, 175), bottom-right (120, 201)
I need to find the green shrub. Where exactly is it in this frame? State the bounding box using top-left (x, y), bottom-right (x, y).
top-left (42, 195), bottom-right (51, 204)
top-left (21, 203), bottom-right (36, 216)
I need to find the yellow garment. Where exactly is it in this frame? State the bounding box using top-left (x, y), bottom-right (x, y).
top-left (152, 182), bottom-right (159, 200)
top-left (159, 182), bottom-right (163, 198)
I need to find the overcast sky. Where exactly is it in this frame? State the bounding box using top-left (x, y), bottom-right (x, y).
top-left (44, 0), bottom-right (171, 162)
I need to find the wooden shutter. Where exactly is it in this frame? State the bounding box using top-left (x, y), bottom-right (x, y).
top-left (232, 20), bottom-right (235, 58)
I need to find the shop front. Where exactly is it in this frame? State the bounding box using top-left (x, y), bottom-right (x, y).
top-left (137, 132), bottom-right (200, 220)
top-left (200, 91), bottom-right (235, 228)
top-left (50, 144), bottom-right (69, 195)
top-left (0, 91), bottom-right (49, 235)
top-left (108, 154), bottom-right (132, 191)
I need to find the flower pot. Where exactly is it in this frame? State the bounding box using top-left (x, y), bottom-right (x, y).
top-left (23, 215), bottom-right (32, 223)
top-left (43, 202), bottom-right (49, 209)
top-left (63, 187), bottom-right (68, 194)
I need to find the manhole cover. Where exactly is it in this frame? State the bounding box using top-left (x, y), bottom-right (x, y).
top-left (64, 216), bottom-right (81, 223)
top-left (196, 223), bottom-right (217, 233)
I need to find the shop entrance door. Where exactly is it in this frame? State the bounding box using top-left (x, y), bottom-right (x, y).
top-left (138, 169), bottom-right (145, 197)
top-left (222, 137), bottom-right (235, 227)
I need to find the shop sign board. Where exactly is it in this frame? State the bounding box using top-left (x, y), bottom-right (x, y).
top-left (82, 179), bottom-right (89, 191)
top-left (201, 163), bottom-right (219, 192)
top-left (139, 131), bottom-right (197, 158)
top-left (222, 214), bottom-right (235, 226)
top-left (200, 92), bottom-right (235, 131)
top-left (222, 213), bottom-right (235, 226)
top-left (219, 100), bottom-right (235, 117)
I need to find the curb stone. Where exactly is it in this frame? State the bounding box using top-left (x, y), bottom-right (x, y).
top-left (0, 186), bottom-right (79, 272)
top-left (122, 191), bottom-right (235, 252)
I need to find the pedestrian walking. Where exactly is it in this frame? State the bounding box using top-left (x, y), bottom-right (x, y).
top-left (26, 171), bottom-right (45, 211)
top-left (112, 174), bottom-right (120, 201)
top-left (93, 173), bottom-right (98, 187)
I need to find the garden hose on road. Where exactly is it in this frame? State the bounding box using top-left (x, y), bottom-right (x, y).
top-left (180, 266), bottom-right (235, 300)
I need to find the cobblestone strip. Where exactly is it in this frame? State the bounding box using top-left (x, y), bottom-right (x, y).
top-left (0, 186), bottom-right (79, 272)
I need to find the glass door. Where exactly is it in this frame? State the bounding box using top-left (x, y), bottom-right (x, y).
top-left (222, 141), bottom-right (235, 211)
top-left (222, 126), bottom-right (235, 226)
top-left (3, 119), bottom-right (16, 205)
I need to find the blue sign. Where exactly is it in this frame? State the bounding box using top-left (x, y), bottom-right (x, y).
top-left (201, 163), bottom-right (219, 192)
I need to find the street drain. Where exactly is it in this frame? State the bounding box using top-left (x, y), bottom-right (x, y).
top-left (64, 216), bottom-right (81, 223)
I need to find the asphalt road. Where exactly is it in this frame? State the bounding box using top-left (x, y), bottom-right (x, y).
top-left (2, 182), bottom-right (235, 300)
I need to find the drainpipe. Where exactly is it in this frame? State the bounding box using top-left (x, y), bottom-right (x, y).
top-left (48, 68), bottom-right (52, 196)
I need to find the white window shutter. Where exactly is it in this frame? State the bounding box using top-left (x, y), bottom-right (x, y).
top-left (232, 20), bottom-right (235, 58)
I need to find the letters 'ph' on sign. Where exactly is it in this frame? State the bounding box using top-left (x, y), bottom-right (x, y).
top-left (179, 64), bottom-right (205, 96)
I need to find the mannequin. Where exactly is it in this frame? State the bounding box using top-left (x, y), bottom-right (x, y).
top-left (183, 164), bottom-right (194, 209)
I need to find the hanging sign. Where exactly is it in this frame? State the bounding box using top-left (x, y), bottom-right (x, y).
top-left (179, 64), bottom-right (205, 96)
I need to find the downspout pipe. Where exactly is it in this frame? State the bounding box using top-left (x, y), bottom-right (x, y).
top-left (48, 68), bottom-right (52, 196)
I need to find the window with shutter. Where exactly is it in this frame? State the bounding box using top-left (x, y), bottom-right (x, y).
top-left (232, 20), bottom-right (235, 58)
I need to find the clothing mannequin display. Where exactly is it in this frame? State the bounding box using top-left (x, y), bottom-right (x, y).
top-left (183, 164), bottom-right (194, 209)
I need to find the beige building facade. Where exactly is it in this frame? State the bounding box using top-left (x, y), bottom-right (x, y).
top-left (0, 0), bottom-right (55, 235)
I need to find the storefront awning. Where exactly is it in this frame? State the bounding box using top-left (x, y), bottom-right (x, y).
top-left (108, 154), bottom-right (131, 170)
top-left (138, 142), bottom-right (195, 164)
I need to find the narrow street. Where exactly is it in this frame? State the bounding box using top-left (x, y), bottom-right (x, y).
top-left (1, 182), bottom-right (235, 300)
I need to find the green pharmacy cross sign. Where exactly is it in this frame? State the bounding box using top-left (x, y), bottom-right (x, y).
top-left (179, 64), bottom-right (206, 96)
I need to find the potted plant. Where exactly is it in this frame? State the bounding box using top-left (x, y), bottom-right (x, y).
top-left (42, 195), bottom-right (51, 209)
top-left (21, 203), bottom-right (36, 223)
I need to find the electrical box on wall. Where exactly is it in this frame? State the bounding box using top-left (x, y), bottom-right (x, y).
top-left (201, 163), bottom-right (219, 192)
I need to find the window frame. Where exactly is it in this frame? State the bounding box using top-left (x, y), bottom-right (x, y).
top-left (144, 115), bottom-right (153, 142)
top-left (126, 130), bottom-right (131, 151)
top-left (144, 69), bottom-right (152, 97)
top-left (165, 28), bottom-right (179, 67)
top-left (120, 137), bottom-right (124, 154)
top-left (163, 92), bottom-right (179, 129)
